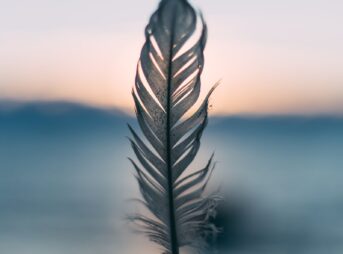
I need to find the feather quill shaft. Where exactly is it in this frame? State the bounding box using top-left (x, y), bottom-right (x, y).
top-left (128, 0), bottom-right (219, 253)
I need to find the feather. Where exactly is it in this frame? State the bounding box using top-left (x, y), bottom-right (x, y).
top-left (128, 0), bottom-right (220, 253)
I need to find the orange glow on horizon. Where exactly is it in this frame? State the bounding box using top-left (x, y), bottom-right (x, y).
top-left (1, 1), bottom-right (342, 116)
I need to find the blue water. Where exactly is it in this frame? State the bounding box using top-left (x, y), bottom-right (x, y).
top-left (1, 102), bottom-right (342, 254)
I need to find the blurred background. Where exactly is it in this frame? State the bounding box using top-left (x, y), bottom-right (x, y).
top-left (1, 0), bottom-right (343, 253)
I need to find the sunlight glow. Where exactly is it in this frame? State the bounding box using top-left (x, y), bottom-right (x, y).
top-left (0, 0), bottom-right (342, 115)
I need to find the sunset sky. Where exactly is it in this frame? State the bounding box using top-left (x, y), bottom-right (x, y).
top-left (0, 0), bottom-right (342, 115)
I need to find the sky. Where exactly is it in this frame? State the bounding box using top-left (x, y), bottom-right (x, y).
top-left (0, 0), bottom-right (342, 115)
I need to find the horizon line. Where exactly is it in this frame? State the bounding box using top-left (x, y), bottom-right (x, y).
top-left (0, 98), bottom-right (342, 118)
